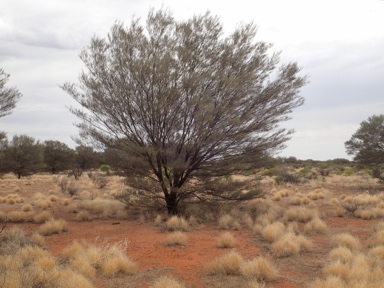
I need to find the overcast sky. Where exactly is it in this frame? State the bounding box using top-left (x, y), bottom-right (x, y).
top-left (1, 0), bottom-right (383, 160)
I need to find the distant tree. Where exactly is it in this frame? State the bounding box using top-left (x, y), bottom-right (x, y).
top-left (62, 9), bottom-right (307, 214)
top-left (0, 134), bottom-right (43, 178)
top-left (345, 115), bottom-right (384, 165)
top-left (0, 68), bottom-right (22, 118)
top-left (43, 140), bottom-right (75, 174)
top-left (75, 145), bottom-right (99, 170)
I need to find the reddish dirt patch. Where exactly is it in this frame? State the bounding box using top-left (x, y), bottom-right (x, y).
top-left (42, 220), bottom-right (260, 288)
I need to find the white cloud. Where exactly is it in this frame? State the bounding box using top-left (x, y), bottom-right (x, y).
top-left (0, 0), bottom-right (383, 160)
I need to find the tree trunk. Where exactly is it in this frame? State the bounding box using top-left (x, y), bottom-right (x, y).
top-left (165, 190), bottom-right (178, 215)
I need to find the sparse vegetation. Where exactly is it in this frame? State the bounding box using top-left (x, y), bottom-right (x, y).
top-left (0, 160), bottom-right (383, 287)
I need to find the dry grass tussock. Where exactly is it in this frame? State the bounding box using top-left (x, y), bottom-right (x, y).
top-left (8, 210), bottom-right (35, 223)
top-left (284, 206), bottom-right (318, 222)
top-left (0, 227), bottom-right (94, 288)
top-left (166, 231), bottom-right (188, 246)
top-left (206, 250), bottom-right (277, 282)
top-left (74, 198), bottom-right (126, 219)
top-left (150, 277), bottom-right (185, 288)
top-left (38, 218), bottom-right (69, 236)
top-left (62, 239), bottom-right (138, 278)
top-left (304, 217), bottom-right (328, 234)
top-left (165, 216), bottom-right (189, 231)
top-left (261, 221), bottom-right (285, 242)
top-left (240, 256), bottom-right (278, 281)
top-left (311, 222), bottom-right (384, 288)
top-left (33, 211), bottom-right (53, 224)
top-left (332, 233), bottom-right (361, 251)
top-left (217, 231), bottom-right (236, 248)
top-left (271, 232), bottom-right (313, 258)
top-left (205, 250), bottom-right (244, 275)
top-left (218, 214), bottom-right (233, 230)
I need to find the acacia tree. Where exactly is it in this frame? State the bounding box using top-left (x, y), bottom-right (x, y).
top-left (345, 114), bottom-right (384, 165)
top-left (62, 10), bottom-right (307, 214)
top-left (43, 140), bottom-right (75, 174)
top-left (0, 68), bottom-right (22, 118)
top-left (0, 134), bottom-right (43, 179)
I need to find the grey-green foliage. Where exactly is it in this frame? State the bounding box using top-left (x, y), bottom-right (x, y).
top-left (43, 140), bottom-right (75, 174)
top-left (0, 68), bottom-right (22, 118)
top-left (0, 134), bottom-right (43, 178)
top-left (62, 9), bottom-right (307, 214)
top-left (345, 114), bottom-right (384, 165)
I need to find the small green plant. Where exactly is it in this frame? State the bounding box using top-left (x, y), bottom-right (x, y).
top-left (99, 164), bottom-right (111, 175)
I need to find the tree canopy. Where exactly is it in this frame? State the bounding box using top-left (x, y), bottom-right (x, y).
top-left (0, 68), bottom-right (22, 118)
top-left (43, 140), bottom-right (75, 174)
top-left (0, 134), bottom-right (43, 179)
top-left (345, 114), bottom-right (384, 165)
top-left (62, 9), bottom-right (307, 214)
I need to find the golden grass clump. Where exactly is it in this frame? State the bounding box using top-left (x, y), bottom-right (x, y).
top-left (61, 240), bottom-right (138, 279)
top-left (55, 269), bottom-right (94, 288)
top-left (248, 281), bottom-right (266, 288)
top-left (271, 232), bottom-right (312, 258)
top-left (261, 222), bottom-right (285, 242)
top-left (284, 206), bottom-right (317, 222)
top-left (307, 192), bottom-right (325, 200)
top-left (38, 218), bottom-right (69, 236)
top-left (62, 198), bottom-right (71, 205)
top-left (329, 198), bottom-right (340, 205)
top-left (34, 198), bottom-right (52, 210)
top-left (323, 260), bottom-right (350, 281)
top-left (309, 276), bottom-right (346, 288)
top-left (240, 256), bottom-right (278, 281)
top-left (205, 250), bottom-right (244, 275)
top-left (150, 277), bottom-right (185, 288)
top-left (70, 255), bottom-right (96, 279)
top-left (242, 214), bottom-right (254, 229)
top-left (166, 231), bottom-right (188, 246)
top-left (8, 211), bottom-right (34, 223)
top-left (49, 195), bottom-right (59, 202)
top-left (354, 208), bottom-right (384, 220)
top-left (101, 250), bottom-right (138, 277)
top-left (154, 214), bottom-right (163, 226)
top-left (329, 246), bottom-right (354, 264)
top-left (33, 211), bottom-right (53, 224)
top-left (165, 216), bottom-right (189, 231)
top-left (304, 217), bottom-right (328, 234)
top-left (21, 204), bottom-right (33, 212)
top-left (218, 214), bottom-right (233, 230)
top-left (217, 231), bottom-right (236, 248)
top-left (76, 211), bottom-right (91, 221)
top-left (332, 233), bottom-right (361, 251)
top-left (30, 232), bottom-right (46, 247)
top-left (289, 196), bottom-right (306, 205)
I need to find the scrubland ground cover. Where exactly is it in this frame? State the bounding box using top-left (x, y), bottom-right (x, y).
top-left (0, 166), bottom-right (384, 287)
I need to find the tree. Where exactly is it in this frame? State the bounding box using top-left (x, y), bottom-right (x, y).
top-left (345, 114), bottom-right (384, 165)
top-left (0, 68), bottom-right (22, 118)
top-left (43, 140), bottom-right (75, 174)
top-left (62, 9), bottom-right (307, 214)
top-left (0, 134), bottom-right (43, 178)
top-left (75, 145), bottom-right (99, 170)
